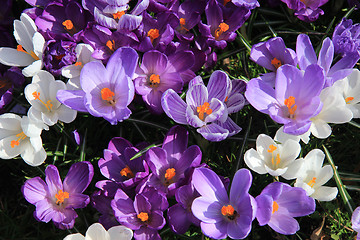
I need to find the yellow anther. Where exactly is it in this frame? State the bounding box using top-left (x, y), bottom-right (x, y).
top-left (120, 166), bottom-right (135, 179)
top-left (267, 144), bottom-right (277, 153)
top-left (345, 97), bottom-right (354, 104)
top-left (284, 96), bottom-right (297, 117)
top-left (74, 62), bottom-right (82, 66)
top-left (214, 22), bottom-right (229, 40)
top-left (221, 205), bottom-right (235, 217)
top-left (271, 58), bottom-right (282, 69)
top-left (147, 29), bottom-right (160, 43)
top-left (113, 11), bottom-right (125, 20)
top-left (307, 177), bottom-right (316, 188)
top-left (149, 74), bottom-right (160, 86)
top-left (55, 189), bottom-right (69, 204)
top-left (10, 131), bottom-right (26, 148)
top-left (106, 40), bottom-right (115, 51)
top-left (101, 88), bottom-right (116, 105)
top-left (197, 102), bottom-right (213, 121)
top-left (272, 201), bottom-right (279, 214)
top-left (17, 44), bottom-right (39, 60)
top-left (165, 168), bottom-right (176, 180)
top-left (32, 91), bottom-right (53, 111)
top-left (62, 20), bottom-right (74, 30)
top-left (137, 212), bottom-right (149, 222)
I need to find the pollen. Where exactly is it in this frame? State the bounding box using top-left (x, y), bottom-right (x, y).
top-left (165, 168), bottom-right (176, 180)
top-left (214, 22), bottom-right (229, 40)
top-left (197, 102), bottom-right (213, 121)
top-left (149, 74), bottom-right (160, 86)
top-left (137, 212), bottom-right (149, 222)
top-left (284, 96), bottom-right (297, 117)
top-left (345, 97), bottom-right (354, 104)
top-left (16, 45), bottom-right (39, 60)
top-left (113, 11), bottom-right (125, 20)
top-left (179, 18), bottom-right (186, 26)
top-left (120, 166), bottom-right (135, 178)
top-left (11, 132), bottom-right (27, 148)
top-left (267, 144), bottom-right (277, 153)
top-left (55, 189), bottom-right (69, 205)
top-left (101, 88), bottom-right (116, 105)
top-left (225, 96), bottom-right (229, 102)
top-left (272, 201), bottom-right (279, 214)
top-left (62, 20), bottom-right (74, 30)
top-left (74, 62), bottom-right (82, 66)
top-left (221, 205), bottom-right (235, 217)
top-left (147, 29), bottom-right (160, 43)
top-left (106, 40), bottom-right (115, 51)
top-left (32, 91), bottom-right (53, 111)
top-left (307, 177), bottom-right (316, 188)
top-left (271, 58), bottom-right (282, 69)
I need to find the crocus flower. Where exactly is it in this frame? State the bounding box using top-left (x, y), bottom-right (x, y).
top-left (0, 113), bottom-right (46, 166)
top-left (352, 206), bottom-right (360, 240)
top-left (162, 70), bottom-right (241, 141)
top-left (111, 186), bottom-right (169, 240)
top-left (98, 137), bottom-right (149, 189)
top-left (63, 222), bottom-right (133, 240)
top-left (145, 125), bottom-right (202, 196)
top-left (0, 67), bottom-right (25, 113)
top-left (280, 0), bottom-right (328, 22)
top-left (245, 64), bottom-right (325, 135)
top-left (0, 13), bottom-right (45, 77)
top-left (22, 162), bottom-right (94, 229)
top-left (226, 0), bottom-right (260, 9)
top-left (332, 18), bottom-right (360, 56)
top-left (255, 182), bottom-right (316, 235)
top-left (25, 70), bottom-right (77, 127)
top-left (191, 167), bottom-right (256, 239)
top-left (250, 37), bottom-right (297, 86)
top-left (244, 133), bottom-right (302, 179)
top-left (293, 149), bottom-right (338, 201)
top-left (56, 47), bottom-right (138, 125)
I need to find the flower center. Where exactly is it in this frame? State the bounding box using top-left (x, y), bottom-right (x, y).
top-left (62, 20), bottom-right (76, 35)
top-left (0, 78), bottom-right (11, 89)
top-left (214, 22), bottom-right (229, 40)
top-left (16, 45), bottom-right (39, 60)
top-left (149, 74), bottom-right (160, 87)
top-left (120, 166), bottom-right (135, 178)
top-left (147, 29), bottom-right (160, 43)
top-left (272, 201), bottom-right (279, 214)
top-left (32, 91), bottom-right (53, 111)
top-left (10, 131), bottom-right (27, 148)
top-left (197, 102), bottom-right (212, 121)
top-left (284, 96), bottom-right (297, 118)
top-left (101, 88), bottom-right (116, 106)
top-left (179, 18), bottom-right (189, 31)
top-left (267, 145), bottom-right (280, 167)
top-left (345, 97), bottom-right (354, 104)
top-left (106, 40), bottom-right (115, 52)
top-left (55, 189), bottom-right (69, 205)
top-left (137, 212), bottom-right (149, 222)
top-left (223, 0), bottom-right (231, 5)
top-left (307, 177), bottom-right (316, 188)
top-left (221, 205), bottom-right (237, 220)
top-left (165, 168), bottom-right (176, 180)
top-left (271, 57), bottom-right (282, 69)
top-left (74, 61), bottom-right (82, 67)
top-left (113, 11), bottom-right (125, 20)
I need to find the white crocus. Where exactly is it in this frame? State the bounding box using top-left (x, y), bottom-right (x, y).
top-left (333, 69), bottom-right (360, 118)
top-left (244, 134), bottom-right (302, 179)
top-left (309, 83), bottom-right (353, 139)
top-left (25, 70), bottom-right (77, 127)
top-left (294, 149), bottom-right (338, 201)
top-left (63, 223), bottom-right (133, 240)
top-left (62, 43), bottom-right (95, 90)
top-left (0, 13), bottom-right (45, 77)
top-left (0, 113), bottom-right (46, 166)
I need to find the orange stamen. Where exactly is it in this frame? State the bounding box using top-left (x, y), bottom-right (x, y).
top-left (16, 44), bottom-right (39, 60)
top-left (106, 40), bottom-right (115, 51)
top-left (113, 11), bottom-right (125, 20)
top-left (165, 168), bottom-right (176, 180)
top-left (10, 131), bottom-right (26, 148)
top-left (101, 88), bottom-right (115, 104)
top-left (345, 97), bottom-right (354, 104)
top-left (214, 23), bottom-right (229, 40)
top-left (17, 45), bottom-right (26, 53)
top-left (147, 29), bottom-right (160, 43)
top-left (267, 144), bottom-right (277, 153)
top-left (55, 189), bottom-right (69, 204)
top-left (62, 20), bottom-right (74, 30)
top-left (225, 96), bottom-right (229, 102)
top-left (272, 201), bottom-right (279, 214)
top-left (137, 212), bottom-right (149, 222)
top-left (55, 54), bottom-right (65, 61)
top-left (179, 18), bottom-right (189, 31)
top-left (271, 58), bottom-right (282, 69)
top-left (221, 205), bottom-right (235, 217)
top-left (179, 18), bottom-right (186, 26)
top-left (32, 91), bottom-right (53, 111)
top-left (197, 102), bottom-right (213, 121)
top-left (307, 177), bottom-right (316, 188)
top-left (284, 96), bottom-right (297, 117)
top-left (120, 166), bottom-right (135, 179)
top-left (74, 62), bottom-right (82, 66)
top-left (149, 74), bottom-right (160, 86)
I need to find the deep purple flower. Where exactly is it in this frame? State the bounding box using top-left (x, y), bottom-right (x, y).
top-left (56, 47), bottom-right (138, 125)
top-left (332, 18), bottom-right (360, 56)
top-left (227, 0), bottom-right (260, 9)
top-left (22, 162), bottom-right (94, 229)
top-left (191, 167), bottom-right (256, 239)
top-left (296, 34), bottom-right (359, 87)
top-left (255, 182), bottom-right (315, 235)
top-left (167, 184), bottom-right (201, 234)
top-left (111, 186), bottom-right (168, 240)
top-left (0, 67), bottom-right (25, 113)
top-left (280, 0), bottom-right (328, 22)
top-left (162, 70), bottom-right (242, 141)
top-left (352, 206), bottom-right (360, 240)
top-left (98, 137), bottom-right (149, 189)
top-left (245, 64), bottom-right (325, 135)
top-left (43, 40), bottom-right (76, 76)
top-left (145, 125), bottom-right (202, 196)
top-left (134, 50), bottom-right (194, 114)
top-left (250, 37), bottom-right (297, 86)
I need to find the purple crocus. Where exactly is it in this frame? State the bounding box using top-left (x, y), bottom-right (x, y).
top-left (43, 40), bottom-right (76, 76)
top-left (22, 162), bottom-right (94, 229)
top-left (98, 137), bottom-right (149, 189)
top-left (162, 70), bottom-right (242, 141)
top-left (191, 167), bottom-right (256, 239)
top-left (0, 67), bottom-right (25, 113)
top-left (250, 37), bottom-right (297, 86)
top-left (255, 182), bottom-right (315, 235)
top-left (332, 18), bottom-right (360, 56)
top-left (352, 206), bottom-right (360, 240)
top-left (280, 0), bottom-right (328, 22)
top-left (56, 47), bottom-right (138, 125)
top-left (145, 125), bottom-right (202, 196)
top-left (111, 186), bottom-right (169, 240)
top-left (134, 50), bottom-right (194, 114)
top-left (245, 64), bottom-right (325, 135)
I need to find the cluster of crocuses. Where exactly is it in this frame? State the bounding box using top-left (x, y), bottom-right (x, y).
top-left (22, 125), bottom-right (319, 239)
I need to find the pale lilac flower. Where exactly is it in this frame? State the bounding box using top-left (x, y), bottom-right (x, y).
top-left (352, 206), bottom-right (360, 240)
top-left (22, 162), bottom-right (94, 229)
top-left (63, 223), bottom-right (133, 240)
top-left (255, 182), bottom-right (316, 235)
top-left (191, 167), bottom-right (256, 239)
top-left (280, 0), bottom-right (328, 22)
top-left (332, 18), bottom-right (360, 56)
